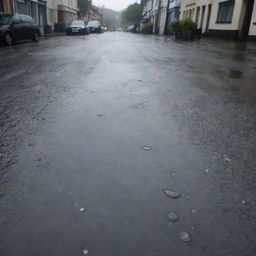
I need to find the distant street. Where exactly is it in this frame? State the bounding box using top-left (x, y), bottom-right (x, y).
top-left (0, 32), bottom-right (256, 256)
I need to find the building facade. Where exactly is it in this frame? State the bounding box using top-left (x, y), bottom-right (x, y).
top-left (46, 0), bottom-right (57, 31)
top-left (0, 0), bottom-right (14, 14)
top-left (141, 0), bottom-right (181, 35)
top-left (87, 5), bottom-right (103, 23)
top-left (249, 2), bottom-right (256, 40)
top-left (12, 0), bottom-right (47, 34)
top-left (168, 0), bottom-right (181, 24)
top-left (180, 0), bottom-right (256, 40)
top-left (47, 0), bottom-right (78, 32)
top-left (57, 0), bottom-right (78, 25)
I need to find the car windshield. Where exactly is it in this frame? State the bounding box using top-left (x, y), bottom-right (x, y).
top-left (72, 20), bottom-right (84, 26)
top-left (87, 21), bottom-right (99, 27)
top-left (0, 16), bottom-right (12, 26)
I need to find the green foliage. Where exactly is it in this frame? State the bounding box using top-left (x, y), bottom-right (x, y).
top-left (170, 20), bottom-right (181, 31)
top-left (121, 3), bottom-right (142, 27)
top-left (99, 7), bottom-right (121, 28)
top-left (141, 23), bottom-right (153, 34)
top-left (78, 0), bottom-right (92, 17)
top-left (180, 18), bottom-right (197, 30)
top-left (170, 18), bottom-right (197, 39)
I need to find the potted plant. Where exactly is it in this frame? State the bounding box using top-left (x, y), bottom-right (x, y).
top-left (170, 18), bottom-right (197, 41)
top-left (180, 18), bottom-right (197, 40)
top-left (170, 20), bottom-right (182, 39)
top-left (141, 23), bottom-right (153, 34)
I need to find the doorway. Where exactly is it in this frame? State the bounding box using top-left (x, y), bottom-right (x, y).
top-left (239, 0), bottom-right (255, 40)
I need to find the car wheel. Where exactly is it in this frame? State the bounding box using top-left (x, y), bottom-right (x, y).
top-left (5, 33), bottom-right (13, 46)
top-left (33, 31), bottom-right (39, 42)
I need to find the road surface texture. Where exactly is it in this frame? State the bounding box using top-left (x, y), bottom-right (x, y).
top-left (0, 32), bottom-right (256, 256)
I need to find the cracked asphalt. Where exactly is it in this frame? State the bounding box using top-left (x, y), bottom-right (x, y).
top-left (0, 32), bottom-right (256, 256)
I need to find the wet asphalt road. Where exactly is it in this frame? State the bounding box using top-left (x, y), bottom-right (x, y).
top-left (0, 32), bottom-right (256, 256)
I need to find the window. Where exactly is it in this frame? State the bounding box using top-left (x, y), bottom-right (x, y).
top-left (0, 16), bottom-right (12, 25)
top-left (216, 0), bottom-right (235, 23)
top-left (168, 10), bottom-right (176, 23)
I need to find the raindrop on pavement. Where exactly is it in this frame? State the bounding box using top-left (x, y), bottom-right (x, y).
top-left (242, 200), bottom-right (246, 204)
top-left (168, 211), bottom-right (179, 222)
top-left (163, 189), bottom-right (181, 198)
top-left (83, 249), bottom-right (89, 255)
top-left (179, 231), bottom-right (192, 243)
top-left (171, 172), bottom-right (175, 176)
top-left (192, 209), bottom-right (196, 213)
top-left (224, 156), bottom-right (231, 162)
top-left (141, 145), bottom-right (152, 151)
top-left (80, 208), bottom-right (86, 212)
top-left (205, 169), bottom-right (209, 173)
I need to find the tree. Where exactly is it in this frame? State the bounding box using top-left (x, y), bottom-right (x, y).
top-left (121, 3), bottom-right (142, 27)
top-left (78, 0), bottom-right (92, 18)
top-left (99, 7), bottom-right (121, 28)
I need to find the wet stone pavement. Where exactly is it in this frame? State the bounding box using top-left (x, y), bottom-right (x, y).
top-left (0, 32), bottom-right (256, 256)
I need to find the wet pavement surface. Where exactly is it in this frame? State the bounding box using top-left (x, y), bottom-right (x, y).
top-left (0, 32), bottom-right (256, 255)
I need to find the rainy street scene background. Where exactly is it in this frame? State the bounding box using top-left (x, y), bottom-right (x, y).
top-left (1, 0), bottom-right (256, 255)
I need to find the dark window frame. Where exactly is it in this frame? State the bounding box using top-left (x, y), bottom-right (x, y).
top-left (216, 0), bottom-right (235, 24)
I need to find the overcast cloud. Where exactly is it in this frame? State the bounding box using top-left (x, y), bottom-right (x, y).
top-left (93, 0), bottom-right (138, 11)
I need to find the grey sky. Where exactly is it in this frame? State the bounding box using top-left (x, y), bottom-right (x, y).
top-left (93, 0), bottom-right (139, 11)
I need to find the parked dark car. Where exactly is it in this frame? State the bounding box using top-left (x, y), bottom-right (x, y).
top-left (0, 14), bottom-right (40, 45)
top-left (65, 20), bottom-right (89, 35)
top-left (86, 20), bottom-right (102, 33)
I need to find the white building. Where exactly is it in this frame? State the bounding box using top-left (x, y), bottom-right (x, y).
top-left (47, 0), bottom-right (78, 32)
top-left (46, 0), bottom-right (57, 31)
top-left (141, 0), bottom-right (153, 21)
top-left (249, 3), bottom-right (256, 40)
top-left (180, 0), bottom-right (256, 40)
top-left (168, 0), bottom-right (181, 23)
top-left (141, 0), bottom-right (181, 35)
